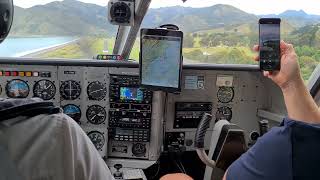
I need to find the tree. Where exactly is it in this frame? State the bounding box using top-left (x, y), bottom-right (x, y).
top-left (183, 34), bottom-right (194, 48)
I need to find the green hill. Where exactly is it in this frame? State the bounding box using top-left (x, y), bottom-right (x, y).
top-left (290, 24), bottom-right (320, 48)
top-left (143, 4), bottom-right (258, 32)
top-left (10, 1), bottom-right (318, 37)
top-left (11, 0), bottom-right (116, 37)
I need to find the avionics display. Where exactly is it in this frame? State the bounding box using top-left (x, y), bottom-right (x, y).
top-left (109, 75), bottom-right (153, 143)
top-left (140, 28), bottom-right (183, 92)
top-left (120, 87), bottom-right (143, 101)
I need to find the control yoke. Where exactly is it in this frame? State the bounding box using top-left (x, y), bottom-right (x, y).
top-left (195, 113), bottom-right (247, 170)
top-left (194, 113), bottom-right (216, 168)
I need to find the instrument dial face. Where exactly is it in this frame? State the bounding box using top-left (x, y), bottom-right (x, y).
top-left (63, 104), bottom-right (81, 123)
top-left (86, 105), bottom-right (106, 124)
top-left (6, 79), bottom-right (30, 98)
top-left (33, 80), bottom-right (56, 100)
top-left (216, 106), bottom-right (233, 121)
top-left (217, 87), bottom-right (234, 103)
top-left (60, 80), bottom-right (81, 100)
top-left (88, 131), bottom-right (105, 150)
top-left (132, 143), bottom-right (147, 157)
top-left (87, 81), bottom-right (107, 101)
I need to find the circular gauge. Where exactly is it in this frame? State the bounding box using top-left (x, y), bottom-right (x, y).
top-left (110, 2), bottom-right (132, 23)
top-left (87, 131), bottom-right (105, 150)
top-left (217, 87), bottom-right (234, 103)
top-left (63, 104), bottom-right (81, 123)
top-left (132, 143), bottom-right (146, 157)
top-left (250, 131), bottom-right (260, 141)
top-left (60, 80), bottom-right (81, 100)
top-left (33, 80), bottom-right (56, 100)
top-left (216, 106), bottom-right (233, 121)
top-left (87, 81), bottom-right (107, 101)
top-left (86, 105), bottom-right (106, 124)
top-left (6, 79), bottom-right (30, 98)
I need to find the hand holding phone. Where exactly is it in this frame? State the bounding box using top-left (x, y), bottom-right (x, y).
top-left (254, 41), bottom-right (302, 91)
top-left (259, 18), bottom-right (281, 71)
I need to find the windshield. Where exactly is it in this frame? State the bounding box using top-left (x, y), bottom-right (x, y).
top-left (2, 0), bottom-right (116, 59)
top-left (142, 0), bottom-right (320, 81)
top-left (1, 0), bottom-right (319, 82)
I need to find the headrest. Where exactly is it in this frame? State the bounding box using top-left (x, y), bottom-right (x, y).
top-left (0, 0), bottom-right (13, 43)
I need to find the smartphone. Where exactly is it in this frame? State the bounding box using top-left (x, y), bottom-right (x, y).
top-left (259, 18), bottom-right (281, 71)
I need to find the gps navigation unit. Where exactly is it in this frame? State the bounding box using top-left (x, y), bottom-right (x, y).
top-left (140, 28), bottom-right (183, 92)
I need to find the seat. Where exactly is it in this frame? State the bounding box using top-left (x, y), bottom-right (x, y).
top-left (291, 122), bottom-right (320, 180)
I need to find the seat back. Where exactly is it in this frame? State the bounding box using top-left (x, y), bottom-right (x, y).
top-left (292, 123), bottom-right (320, 180)
top-left (0, 100), bottom-right (61, 180)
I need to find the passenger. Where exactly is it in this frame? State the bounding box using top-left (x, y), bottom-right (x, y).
top-left (224, 41), bottom-right (320, 180)
top-left (162, 41), bottom-right (320, 180)
top-left (0, 0), bottom-right (114, 180)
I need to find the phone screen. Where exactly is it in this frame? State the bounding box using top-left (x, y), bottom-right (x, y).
top-left (259, 22), bottom-right (280, 70)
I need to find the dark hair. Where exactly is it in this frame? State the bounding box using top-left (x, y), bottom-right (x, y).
top-left (0, 0), bottom-right (13, 43)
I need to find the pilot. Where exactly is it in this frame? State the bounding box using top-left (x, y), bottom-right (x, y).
top-left (162, 41), bottom-right (320, 180)
top-left (0, 0), bottom-right (114, 179)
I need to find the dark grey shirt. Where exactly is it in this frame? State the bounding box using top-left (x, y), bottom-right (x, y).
top-left (227, 118), bottom-right (320, 180)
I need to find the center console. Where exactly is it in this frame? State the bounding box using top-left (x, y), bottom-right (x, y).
top-left (108, 75), bottom-right (153, 159)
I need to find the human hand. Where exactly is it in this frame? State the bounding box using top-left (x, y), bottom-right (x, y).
top-left (253, 41), bottom-right (303, 91)
top-left (160, 173), bottom-right (193, 180)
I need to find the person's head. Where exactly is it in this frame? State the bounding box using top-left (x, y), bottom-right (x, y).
top-left (0, 0), bottom-right (13, 43)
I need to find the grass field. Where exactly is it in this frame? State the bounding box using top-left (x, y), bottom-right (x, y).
top-left (39, 37), bottom-right (115, 59)
top-left (38, 37), bottom-right (141, 60)
top-left (36, 36), bottom-right (317, 81)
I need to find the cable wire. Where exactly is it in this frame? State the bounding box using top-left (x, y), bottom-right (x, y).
top-left (178, 160), bottom-right (186, 174)
top-left (174, 160), bottom-right (185, 173)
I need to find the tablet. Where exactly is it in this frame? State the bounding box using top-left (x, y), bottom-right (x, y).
top-left (140, 28), bottom-right (183, 92)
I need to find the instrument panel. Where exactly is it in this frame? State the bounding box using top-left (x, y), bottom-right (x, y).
top-left (0, 60), bottom-right (286, 166)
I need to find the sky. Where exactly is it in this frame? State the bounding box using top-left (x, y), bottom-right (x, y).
top-left (13, 0), bottom-right (320, 15)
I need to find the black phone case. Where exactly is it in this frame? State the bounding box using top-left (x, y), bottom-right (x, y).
top-left (259, 18), bottom-right (281, 71)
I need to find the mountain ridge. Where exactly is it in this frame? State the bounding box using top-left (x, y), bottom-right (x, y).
top-left (9, 0), bottom-right (320, 37)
